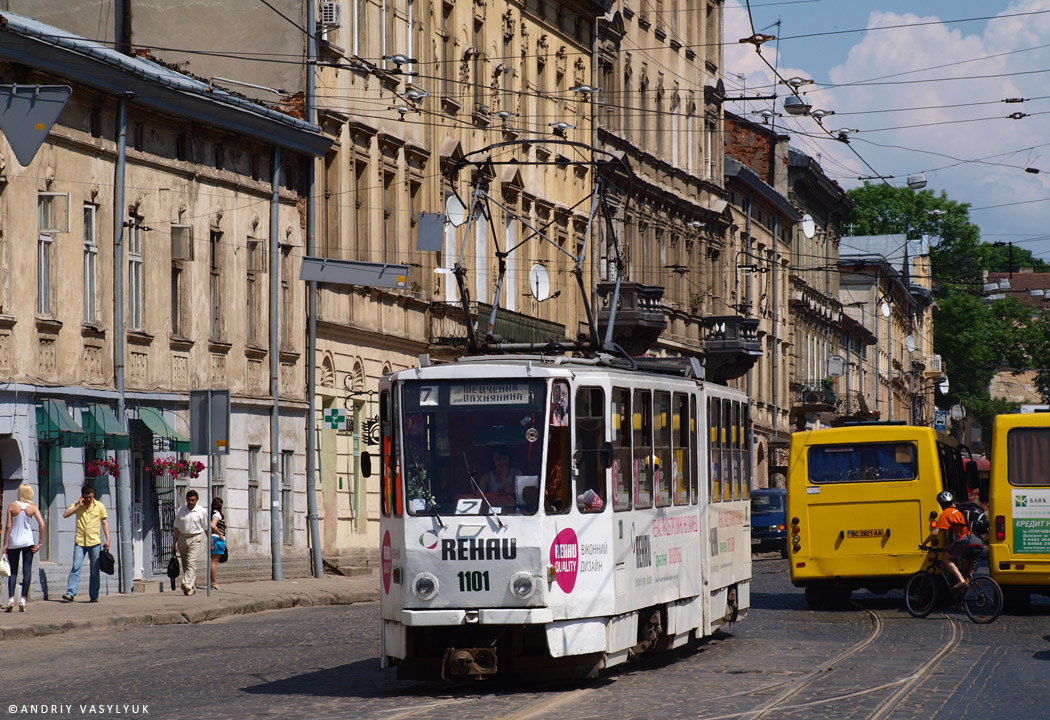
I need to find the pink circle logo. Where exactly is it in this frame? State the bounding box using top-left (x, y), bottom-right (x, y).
top-left (381, 530), bottom-right (392, 594)
top-left (549, 527), bottom-right (579, 594)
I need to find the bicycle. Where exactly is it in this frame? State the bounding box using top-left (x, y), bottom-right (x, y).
top-left (904, 546), bottom-right (1003, 624)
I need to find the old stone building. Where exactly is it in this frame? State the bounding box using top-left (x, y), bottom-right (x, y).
top-left (0, 12), bottom-right (328, 590)
top-left (595, 2), bottom-right (730, 357)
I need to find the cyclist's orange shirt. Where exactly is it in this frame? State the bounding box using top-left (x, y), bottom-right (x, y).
top-left (932, 507), bottom-right (968, 540)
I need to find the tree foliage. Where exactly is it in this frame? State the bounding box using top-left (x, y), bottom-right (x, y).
top-left (845, 182), bottom-right (1045, 427)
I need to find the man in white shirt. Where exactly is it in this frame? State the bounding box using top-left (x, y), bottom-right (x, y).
top-left (172, 490), bottom-right (209, 595)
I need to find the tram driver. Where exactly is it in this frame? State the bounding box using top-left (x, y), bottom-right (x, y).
top-left (482, 444), bottom-right (521, 496)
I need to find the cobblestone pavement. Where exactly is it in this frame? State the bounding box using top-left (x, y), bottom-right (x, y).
top-left (2, 554), bottom-right (1048, 720)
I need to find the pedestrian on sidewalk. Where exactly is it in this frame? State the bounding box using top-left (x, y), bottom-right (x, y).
top-left (172, 490), bottom-right (208, 595)
top-left (210, 497), bottom-right (226, 591)
top-left (3, 484), bottom-right (45, 612)
top-left (62, 484), bottom-right (110, 603)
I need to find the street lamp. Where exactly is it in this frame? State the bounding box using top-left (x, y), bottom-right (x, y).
top-left (783, 95), bottom-right (812, 116)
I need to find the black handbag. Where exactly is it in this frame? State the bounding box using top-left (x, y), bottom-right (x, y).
top-left (166, 554), bottom-right (180, 590)
top-left (99, 548), bottom-right (115, 575)
top-left (219, 547), bottom-right (229, 564)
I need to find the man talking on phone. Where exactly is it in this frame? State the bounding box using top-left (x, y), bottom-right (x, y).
top-left (61, 484), bottom-right (110, 603)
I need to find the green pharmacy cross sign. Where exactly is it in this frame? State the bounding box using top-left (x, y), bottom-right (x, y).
top-left (323, 408), bottom-right (347, 431)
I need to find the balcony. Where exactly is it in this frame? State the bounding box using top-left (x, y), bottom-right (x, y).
top-left (701, 315), bottom-right (761, 384)
top-left (429, 301), bottom-right (566, 347)
top-left (596, 282), bottom-right (668, 356)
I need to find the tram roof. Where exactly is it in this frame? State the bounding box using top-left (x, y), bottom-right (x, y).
top-left (393, 354), bottom-right (708, 382)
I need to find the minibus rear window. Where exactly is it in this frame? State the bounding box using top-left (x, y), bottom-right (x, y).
top-left (808, 442), bottom-right (918, 483)
top-left (1007, 428), bottom-right (1050, 486)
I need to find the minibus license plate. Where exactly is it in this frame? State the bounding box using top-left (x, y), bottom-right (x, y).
top-left (847, 529), bottom-right (884, 538)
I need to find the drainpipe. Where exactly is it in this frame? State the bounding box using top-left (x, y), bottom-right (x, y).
top-left (771, 215), bottom-right (779, 446)
top-left (113, 92), bottom-right (132, 593)
top-left (270, 147), bottom-right (283, 581)
top-left (305, 0), bottom-right (323, 579)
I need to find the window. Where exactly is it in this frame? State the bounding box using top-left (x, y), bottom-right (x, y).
top-left (545, 381), bottom-right (571, 514)
top-left (209, 230), bottom-right (222, 338)
top-left (612, 388), bottom-right (632, 511)
top-left (280, 246), bottom-right (292, 349)
top-left (655, 391), bottom-right (672, 507)
top-left (382, 170), bottom-right (397, 264)
top-left (1007, 428), bottom-right (1050, 486)
top-left (633, 389), bottom-right (653, 508)
top-left (210, 454), bottom-right (226, 503)
top-left (37, 232), bottom-right (51, 316)
top-left (281, 450), bottom-right (294, 545)
top-left (170, 265), bottom-right (183, 335)
top-left (380, 390), bottom-right (402, 517)
top-left (575, 387), bottom-right (606, 513)
top-left (709, 397), bottom-right (721, 502)
top-left (38, 194), bottom-right (69, 316)
top-left (83, 205), bottom-right (98, 323)
top-left (128, 216), bottom-right (143, 330)
top-left (353, 155), bottom-right (368, 258)
top-left (673, 393), bottom-right (692, 506)
top-left (808, 442), bottom-right (918, 484)
top-left (248, 446), bottom-right (260, 542)
top-left (441, 2), bottom-right (454, 97)
top-left (247, 239), bottom-right (264, 345)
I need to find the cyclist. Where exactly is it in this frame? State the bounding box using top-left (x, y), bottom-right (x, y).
top-left (918, 491), bottom-right (971, 589)
top-left (951, 514), bottom-right (989, 579)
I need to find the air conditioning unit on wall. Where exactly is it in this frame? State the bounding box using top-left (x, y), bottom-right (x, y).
top-left (321, 1), bottom-right (343, 28)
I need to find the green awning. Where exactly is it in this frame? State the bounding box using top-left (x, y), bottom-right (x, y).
top-left (83, 403), bottom-right (130, 450)
top-left (139, 407), bottom-right (190, 453)
top-left (36, 399), bottom-right (86, 448)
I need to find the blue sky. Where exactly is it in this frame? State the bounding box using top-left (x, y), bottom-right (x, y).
top-left (724, 1), bottom-right (1050, 262)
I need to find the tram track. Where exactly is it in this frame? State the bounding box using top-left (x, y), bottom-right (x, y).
top-left (695, 602), bottom-right (963, 720)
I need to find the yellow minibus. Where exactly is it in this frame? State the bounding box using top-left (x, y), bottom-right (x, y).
top-left (787, 423), bottom-right (974, 607)
top-left (988, 412), bottom-right (1050, 608)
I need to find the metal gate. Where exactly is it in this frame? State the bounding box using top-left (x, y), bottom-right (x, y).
top-left (152, 468), bottom-right (176, 575)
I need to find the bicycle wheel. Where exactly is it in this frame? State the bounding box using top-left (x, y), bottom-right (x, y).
top-left (904, 571), bottom-right (938, 618)
top-left (964, 576), bottom-right (1003, 624)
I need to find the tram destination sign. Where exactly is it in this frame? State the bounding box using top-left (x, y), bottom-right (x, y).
top-left (450, 383), bottom-right (531, 406)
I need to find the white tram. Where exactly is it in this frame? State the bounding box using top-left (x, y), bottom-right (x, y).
top-left (378, 353), bottom-right (752, 680)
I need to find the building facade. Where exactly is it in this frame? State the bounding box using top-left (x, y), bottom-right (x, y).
top-left (0, 12), bottom-right (328, 591)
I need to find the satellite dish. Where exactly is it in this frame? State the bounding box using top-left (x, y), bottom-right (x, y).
top-left (826, 354), bottom-right (846, 378)
top-left (939, 379), bottom-right (950, 394)
top-left (801, 214), bottom-right (816, 239)
top-left (445, 194), bottom-right (467, 227)
top-left (880, 301), bottom-right (891, 318)
top-left (905, 335), bottom-right (916, 352)
top-left (529, 264), bottom-right (551, 301)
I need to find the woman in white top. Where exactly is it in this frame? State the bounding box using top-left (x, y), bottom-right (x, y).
top-left (209, 497), bottom-right (226, 591)
top-left (2, 484), bottom-right (46, 612)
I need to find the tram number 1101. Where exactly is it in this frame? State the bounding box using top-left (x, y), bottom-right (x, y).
top-left (457, 570), bottom-right (490, 592)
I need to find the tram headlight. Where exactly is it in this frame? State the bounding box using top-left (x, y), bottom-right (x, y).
top-left (510, 572), bottom-right (536, 599)
top-left (413, 572), bottom-right (439, 601)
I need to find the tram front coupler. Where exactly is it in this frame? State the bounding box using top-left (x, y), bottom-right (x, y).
top-left (441, 646), bottom-right (499, 679)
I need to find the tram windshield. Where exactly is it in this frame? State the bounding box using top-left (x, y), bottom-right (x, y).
top-left (401, 379), bottom-right (547, 516)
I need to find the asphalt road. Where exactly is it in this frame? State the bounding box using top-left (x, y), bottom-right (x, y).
top-left (3, 555), bottom-right (1048, 720)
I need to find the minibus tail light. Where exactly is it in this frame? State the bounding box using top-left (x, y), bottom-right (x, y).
top-left (995, 515), bottom-right (1006, 542)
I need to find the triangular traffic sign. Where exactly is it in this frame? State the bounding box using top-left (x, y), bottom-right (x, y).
top-left (0, 85), bottom-right (72, 166)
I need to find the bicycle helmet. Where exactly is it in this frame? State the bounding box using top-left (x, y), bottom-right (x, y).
top-left (971, 513), bottom-right (990, 535)
top-left (936, 490), bottom-right (954, 506)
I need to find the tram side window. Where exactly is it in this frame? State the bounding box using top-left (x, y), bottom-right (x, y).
top-left (709, 397), bottom-right (721, 503)
top-left (689, 395), bottom-right (699, 505)
top-left (722, 399), bottom-right (733, 502)
top-left (546, 380), bottom-right (571, 514)
top-left (574, 387), bottom-right (607, 513)
top-left (380, 389), bottom-right (402, 517)
top-left (672, 393), bottom-right (692, 506)
top-left (612, 388), bottom-right (632, 511)
top-left (1007, 428), bottom-right (1050, 486)
top-left (655, 391), bottom-right (672, 507)
top-left (633, 389), bottom-right (653, 508)
top-left (742, 402), bottom-right (752, 498)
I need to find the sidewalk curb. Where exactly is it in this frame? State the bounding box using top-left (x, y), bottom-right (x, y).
top-left (0, 588), bottom-right (380, 641)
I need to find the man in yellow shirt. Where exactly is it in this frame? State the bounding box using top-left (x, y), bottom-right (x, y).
top-left (61, 484), bottom-right (111, 602)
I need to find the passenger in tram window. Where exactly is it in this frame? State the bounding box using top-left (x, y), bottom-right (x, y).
top-left (545, 458), bottom-right (567, 513)
top-left (482, 444), bottom-right (521, 496)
